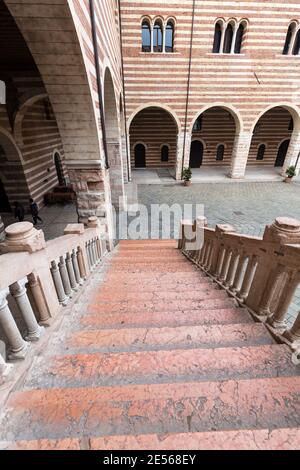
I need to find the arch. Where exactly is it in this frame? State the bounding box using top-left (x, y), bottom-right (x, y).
top-left (165, 19), bottom-right (175, 52)
top-left (128, 103), bottom-right (181, 134)
top-left (293, 28), bottom-right (300, 55)
top-left (153, 19), bottom-right (163, 52)
top-left (216, 143), bottom-right (225, 161)
top-left (161, 144), bottom-right (169, 162)
top-left (275, 139), bottom-right (290, 167)
top-left (256, 143), bottom-right (266, 161)
top-left (103, 66), bottom-right (124, 208)
top-left (190, 103), bottom-right (243, 134)
top-left (14, 92), bottom-right (47, 147)
top-left (103, 67), bottom-right (119, 141)
top-left (134, 143), bottom-right (146, 168)
top-left (234, 23), bottom-right (245, 53)
top-left (141, 17), bottom-right (151, 52)
top-left (189, 140), bottom-right (204, 168)
top-left (223, 23), bottom-right (234, 53)
top-left (250, 103), bottom-right (300, 134)
top-left (213, 21), bottom-right (222, 53)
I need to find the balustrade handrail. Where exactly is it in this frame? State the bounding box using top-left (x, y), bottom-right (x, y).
top-left (179, 216), bottom-right (300, 349)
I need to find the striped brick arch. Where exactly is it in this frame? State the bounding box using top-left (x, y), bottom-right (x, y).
top-left (129, 105), bottom-right (180, 171)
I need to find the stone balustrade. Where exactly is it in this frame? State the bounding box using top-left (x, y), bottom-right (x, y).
top-left (180, 216), bottom-right (300, 350)
top-left (0, 217), bottom-right (107, 372)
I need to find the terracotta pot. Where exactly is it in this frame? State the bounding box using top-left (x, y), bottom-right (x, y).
top-left (183, 180), bottom-right (191, 186)
top-left (284, 176), bottom-right (293, 183)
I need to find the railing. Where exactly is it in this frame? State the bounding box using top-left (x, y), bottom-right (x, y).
top-left (179, 216), bottom-right (300, 355)
top-left (0, 216), bottom-right (107, 375)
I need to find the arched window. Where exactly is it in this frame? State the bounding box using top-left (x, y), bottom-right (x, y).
top-left (161, 145), bottom-right (169, 162)
top-left (153, 20), bottom-right (163, 52)
top-left (54, 152), bottom-right (65, 186)
top-left (213, 22), bottom-right (222, 53)
top-left (193, 115), bottom-right (202, 131)
top-left (256, 144), bottom-right (266, 161)
top-left (223, 24), bottom-right (234, 53)
top-left (141, 19), bottom-right (151, 52)
top-left (293, 29), bottom-right (300, 55)
top-left (165, 21), bottom-right (174, 52)
top-left (216, 144), bottom-right (225, 161)
top-left (283, 24), bottom-right (294, 55)
top-left (234, 23), bottom-right (244, 53)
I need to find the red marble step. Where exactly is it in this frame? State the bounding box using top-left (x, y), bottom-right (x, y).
top-left (2, 376), bottom-right (300, 440)
top-left (110, 257), bottom-right (190, 263)
top-left (93, 288), bottom-right (227, 303)
top-left (98, 281), bottom-right (213, 293)
top-left (105, 272), bottom-right (206, 280)
top-left (107, 266), bottom-right (199, 273)
top-left (22, 344), bottom-right (297, 389)
top-left (80, 307), bottom-right (252, 329)
top-left (0, 439), bottom-right (80, 450)
top-left (87, 297), bottom-right (233, 314)
top-left (60, 323), bottom-right (274, 354)
top-left (90, 428), bottom-right (300, 450)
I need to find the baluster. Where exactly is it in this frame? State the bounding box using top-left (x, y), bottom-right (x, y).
top-left (0, 289), bottom-right (30, 360)
top-left (87, 241), bottom-right (93, 270)
top-left (237, 255), bottom-right (258, 302)
top-left (203, 241), bottom-right (212, 270)
top-left (58, 255), bottom-right (73, 298)
top-left (229, 252), bottom-right (246, 294)
top-left (96, 237), bottom-right (102, 260)
top-left (283, 309), bottom-right (300, 342)
top-left (258, 265), bottom-right (285, 317)
top-left (267, 270), bottom-right (300, 328)
top-left (27, 272), bottom-right (51, 325)
top-left (198, 241), bottom-right (207, 266)
top-left (92, 238), bottom-right (98, 265)
top-left (218, 248), bottom-right (232, 283)
top-left (66, 252), bottom-right (78, 291)
top-left (72, 249), bottom-right (83, 286)
top-left (215, 247), bottom-right (226, 278)
top-left (77, 246), bottom-right (87, 280)
top-left (224, 249), bottom-right (239, 288)
top-left (50, 260), bottom-right (69, 306)
top-left (10, 280), bottom-right (44, 342)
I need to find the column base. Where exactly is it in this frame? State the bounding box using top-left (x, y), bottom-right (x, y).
top-left (8, 341), bottom-right (31, 361)
top-left (25, 325), bottom-right (45, 342)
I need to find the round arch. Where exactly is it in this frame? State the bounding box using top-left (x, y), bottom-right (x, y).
top-left (128, 103), bottom-right (181, 134)
top-left (14, 92), bottom-right (48, 147)
top-left (250, 103), bottom-right (300, 134)
top-left (103, 67), bottom-right (120, 142)
top-left (189, 103), bottom-right (243, 134)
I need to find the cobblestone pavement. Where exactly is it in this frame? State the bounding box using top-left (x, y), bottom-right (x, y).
top-left (133, 180), bottom-right (300, 327)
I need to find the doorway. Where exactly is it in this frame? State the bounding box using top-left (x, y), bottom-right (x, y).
top-left (275, 139), bottom-right (290, 167)
top-left (134, 143), bottom-right (146, 168)
top-left (189, 140), bottom-right (204, 168)
top-left (0, 178), bottom-right (11, 212)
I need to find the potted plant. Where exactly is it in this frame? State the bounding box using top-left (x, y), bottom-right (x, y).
top-left (284, 165), bottom-right (296, 183)
top-left (182, 167), bottom-right (192, 186)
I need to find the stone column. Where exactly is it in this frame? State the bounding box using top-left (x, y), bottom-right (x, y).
top-left (27, 272), bottom-right (51, 325)
top-left (218, 248), bottom-right (232, 282)
top-left (230, 132), bottom-right (253, 179)
top-left (0, 289), bottom-right (30, 360)
top-left (230, 24), bottom-right (238, 54)
top-left (72, 249), bottom-right (83, 285)
top-left (224, 249), bottom-right (239, 288)
top-left (229, 252), bottom-right (246, 294)
top-left (77, 246), bottom-right (87, 280)
top-left (220, 23), bottom-right (226, 53)
top-left (66, 252), bottom-right (78, 292)
top-left (176, 132), bottom-right (191, 180)
top-left (282, 130), bottom-right (300, 176)
top-left (10, 280), bottom-right (44, 342)
top-left (107, 139), bottom-right (126, 210)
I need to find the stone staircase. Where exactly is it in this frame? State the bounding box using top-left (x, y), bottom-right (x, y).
top-left (0, 240), bottom-right (300, 450)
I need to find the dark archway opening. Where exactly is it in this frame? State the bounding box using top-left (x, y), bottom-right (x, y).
top-left (0, 177), bottom-right (11, 212)
top-left (275, 139), bottom-right (290, 167)
top-left (54, 152), bottom-right (66, 186)
top-left (189, 140), bottom-right (204, 168)
top-left (134, 144), bottom-right (146, 168)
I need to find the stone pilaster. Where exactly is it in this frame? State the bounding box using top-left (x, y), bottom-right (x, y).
top-left (230, 132), bottom-right (253, 179)
top-left (176, 132), bottom-right (191, 180)
top-left (282, 130), bottom-right (300, 176)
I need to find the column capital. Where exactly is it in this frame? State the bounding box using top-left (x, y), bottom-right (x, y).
top-left (0, 222), bottom-right (46, 254)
